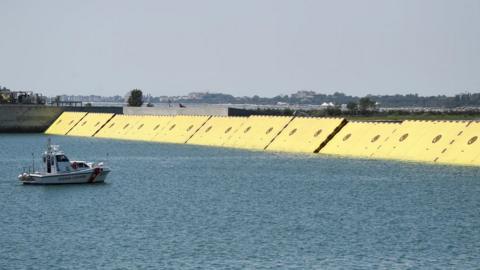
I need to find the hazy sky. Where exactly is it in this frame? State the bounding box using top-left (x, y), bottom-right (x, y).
top-left (1, 0), bottom-right (479, 97)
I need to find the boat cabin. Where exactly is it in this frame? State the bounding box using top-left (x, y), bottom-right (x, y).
top-left (42, 144), bottom-right (87, 174)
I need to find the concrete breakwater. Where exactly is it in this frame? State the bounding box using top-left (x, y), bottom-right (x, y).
top-left (0, 105), bottom-right (64, 132)
top-left (45, 112), bottom-right (480, 166)
top-left (0, 105), bottom-right (123, 132)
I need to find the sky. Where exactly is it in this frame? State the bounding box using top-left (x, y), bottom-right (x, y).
top-left (1, 0), bottom-right (479, 97)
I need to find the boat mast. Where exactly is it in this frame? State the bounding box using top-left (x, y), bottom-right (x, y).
top-left (47, 137), bottom-right (52, 153)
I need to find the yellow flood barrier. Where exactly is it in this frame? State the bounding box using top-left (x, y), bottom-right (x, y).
top-left (94, 115), bottom-right (132, 139)
top-left (114, 115), bottom-right (144, 140)
top-left (126, 115), bottom-right (175, 142)
top-left (152, 115), bottom-right (211, 144)
top-left (67, 113), bottom-right (114, 137)
top-left (432, 121), bottom-right (480, 166)
top-left (266, 117), bottom-right (346, 153)
top-left (45, 112), bottom-right (87, 135)
top-left (320, 121), bottom-right (400, 158)
top-left (186, 116), bottom-right (248, 147)
top-left (400, 121), bottom-right (469, 163)
top-left (372, 121), bottom-right (469, 164)
top-left (217, 118), bottom-right (248, 148)
top-left (222, 116), bottom-right (293, 150)
top-left (372, 121), bottom-right (428, 160)
top-left (94, 114), bottom-right (176, 141)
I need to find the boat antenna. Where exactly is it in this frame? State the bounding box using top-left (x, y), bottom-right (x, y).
top-left (47, 137), bottom-right (51, 152)
top-left (32, 152), bottom-right (35, 172)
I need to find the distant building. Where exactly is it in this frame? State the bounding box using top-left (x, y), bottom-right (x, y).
top-left (291, 90), bottom-right (316, 99)
top-left (319, 102), bottom-right (335, 108)
top-left (187, 92), bottom-right (208, 100)
top-left (0, 89), bottom-right (46, 105)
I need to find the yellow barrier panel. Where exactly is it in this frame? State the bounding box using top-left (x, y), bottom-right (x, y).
top-left (120, 115), bottom-right (146, 141)
top-left (142, 115), bottom-right (175, 141)
top-left (372, 121), bottom-right (468, 163)
top-left (67, 113), bottom-right (114, 137)
top-left (320, 122), bottom-right (400, 158)
top-left (373, 121), bottom-right (426, 160)
top-left (348, 122), bottom-right (400, 157)
top-left (396, 121), bottom-right (445, 161)
top-left (124, 115), bottom-right (175, 141)
top-left (45, 112), bottom-right (87, 135)
top-left (404, 121), bottom-right (468, 163)
top-left (94, 115), bottom-right (175, 141)
top-left (222, 116), bottom-right (293, 150)
top-left (433, 121), bottom-right (480, 166)
top-left (187, 116), bottom-right (248, 147)
top-left (426, 121), bottom-right (472, 164)
top-left (266, 117), bottom-right (346, 153)
top-left (219, 119), bottom-right (248, 148)
top-left (373, 121), bottom-right (433, 160)
top-left (114, 115), bottom-right (143, 140)
top-left (94, 115), bottom-right (130, 139)
top-left (152, 115), bottom-right (211, 144)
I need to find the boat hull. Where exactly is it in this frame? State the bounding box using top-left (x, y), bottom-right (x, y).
top-left (19, 169), bottom-right (110, 185)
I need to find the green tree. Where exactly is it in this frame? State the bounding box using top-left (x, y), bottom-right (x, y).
top-left (325, 106), bottom-right (342, 116)
top-left (358, 97), bottom-right (376, 112)
top-left (127, 89), bottom-right (144, 107)
top-left (346, 101), bottom-right (358, 112)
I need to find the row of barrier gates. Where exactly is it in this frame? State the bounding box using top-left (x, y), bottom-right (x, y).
top-left (45, 112), bottom-right (480, 166)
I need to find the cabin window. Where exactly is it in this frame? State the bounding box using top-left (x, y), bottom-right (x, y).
top-left (56, 155), bottom-right (70, 162)
top-left (47, 156), bottom-right (52, 173)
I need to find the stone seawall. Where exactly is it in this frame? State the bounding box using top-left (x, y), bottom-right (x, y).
top-left (0, 105), bottom-right (64, 132)
top-left (0, 105), bottom-right (123, 132)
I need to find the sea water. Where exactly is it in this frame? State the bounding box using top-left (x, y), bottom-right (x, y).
top-left (1, 134), bottom-right (480, 269)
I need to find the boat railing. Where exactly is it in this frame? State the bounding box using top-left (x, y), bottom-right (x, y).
top-left (22, 166), bottom-right (32, 174)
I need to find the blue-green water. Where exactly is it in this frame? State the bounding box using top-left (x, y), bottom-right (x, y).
top-left (1, 134), bottom-right (480, 269)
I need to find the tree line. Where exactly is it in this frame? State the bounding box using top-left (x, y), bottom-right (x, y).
top-left (148, 91), bottom-right (480, 108)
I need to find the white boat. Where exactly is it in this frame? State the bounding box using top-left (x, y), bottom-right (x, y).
top-left (18, 139), bottom-right (110, 185)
